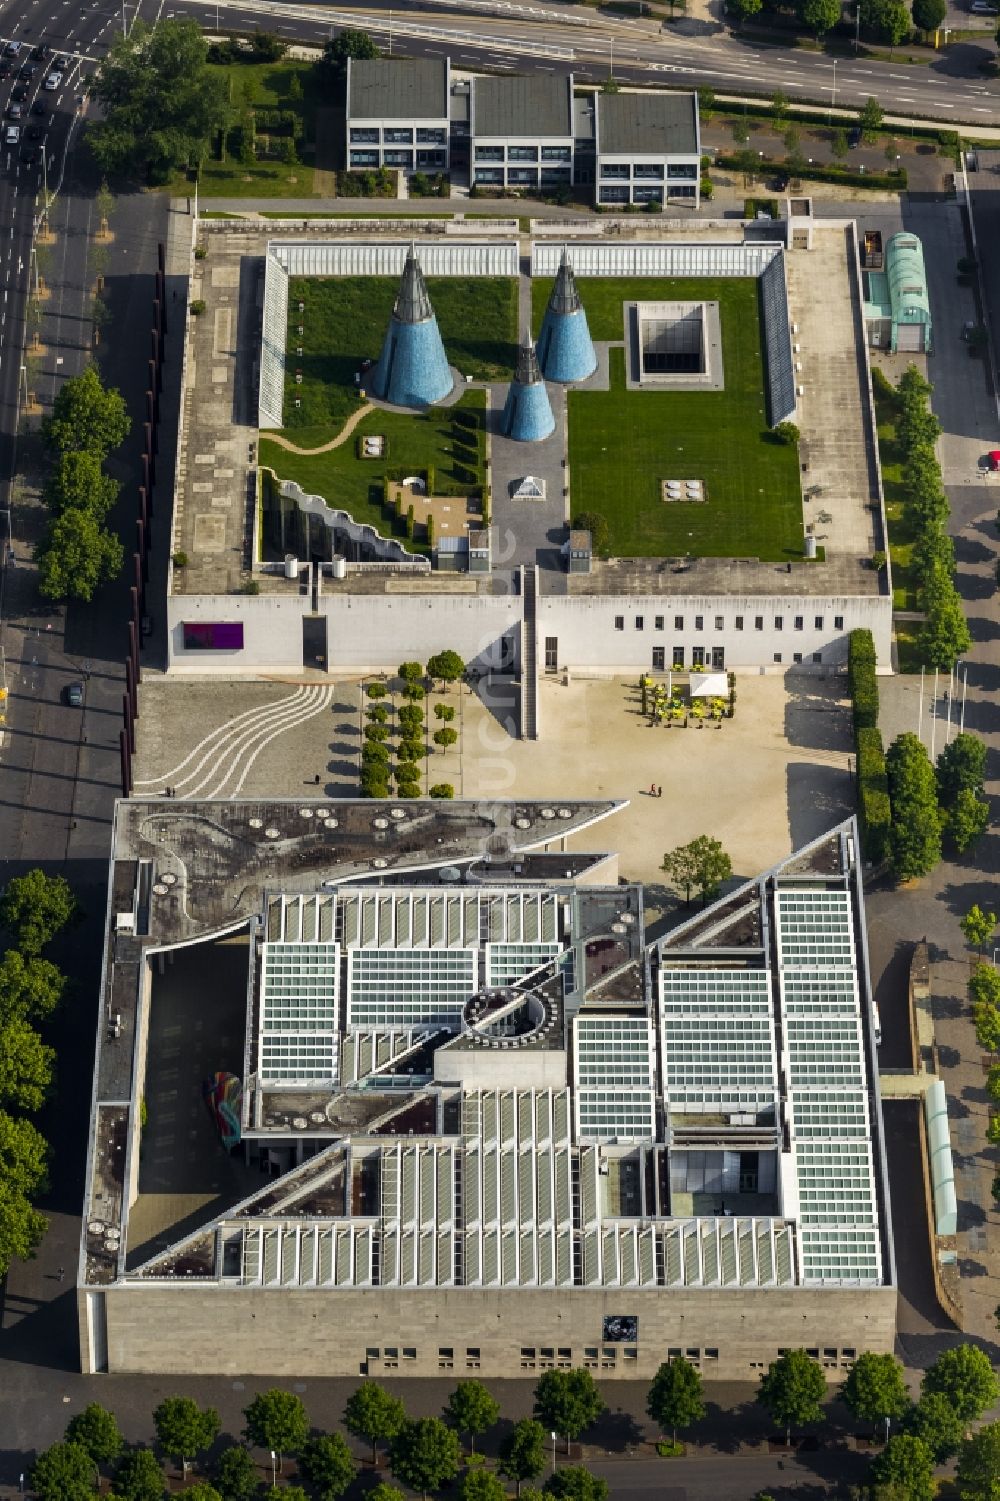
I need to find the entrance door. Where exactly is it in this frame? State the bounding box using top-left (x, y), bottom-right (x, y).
top-left (545, 637), bottom-right (558, 671)
top-left (712, 646), bottom-right (725, 669)
top-left (302, 616), bottom-right (328, 671)
top-left (652, 646), bottom-right (665, 671)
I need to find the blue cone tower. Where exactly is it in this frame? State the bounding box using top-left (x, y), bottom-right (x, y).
top-left (501, 339), bottom-right (555, 443)
top-left (536, 248), bottom-right (597, 384)
top-left (370, 248), bottom-right (453, 408)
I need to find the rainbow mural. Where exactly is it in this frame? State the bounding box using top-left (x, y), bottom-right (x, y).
top-left (203, 1072), bottom-right (242, 1151)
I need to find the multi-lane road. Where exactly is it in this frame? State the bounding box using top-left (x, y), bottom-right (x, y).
top-left (168, 0), bottom-right (1000, 124)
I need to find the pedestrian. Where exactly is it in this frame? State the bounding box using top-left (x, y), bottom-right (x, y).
top-left (657, 785), bottom-right (662, 798)
top-left (649, 782), bottom-right (656, 796)
top-left (56, 1266), bottom-right (65, 1283)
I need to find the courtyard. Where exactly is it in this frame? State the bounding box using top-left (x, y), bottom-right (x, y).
top-left (133, 673), bottom-right (854, 908)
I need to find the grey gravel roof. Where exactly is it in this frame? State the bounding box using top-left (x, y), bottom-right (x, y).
top-left (473, 74), bottom-right (573, 138)
top-left (348, 58), bottom-right (448, 120)
top-left (597, 90), bottom-right (698, 156)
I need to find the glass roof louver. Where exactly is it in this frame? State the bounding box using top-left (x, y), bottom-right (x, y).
top-left (259, 942), bottom-right (341, 1084)
top-left (659, 968), bottom-right (778, 1111)
top-left (574, 1015), bottom-right (656, 1141)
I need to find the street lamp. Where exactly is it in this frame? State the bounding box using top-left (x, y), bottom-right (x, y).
top-left (551, 1432), bottom-right (558, 1473)
top-left (270, 1451), bottom-right (277, 1486)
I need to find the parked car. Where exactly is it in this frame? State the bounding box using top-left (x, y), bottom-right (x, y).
top-left (3, 40), bottom-right (22, 57)
top-left (54, 54), bottom-right (68, 69)
top-left (65, 681), bottom-right (84, 707)
top-left (848, 126), bottom-right (862, 148)
top-left (10, 84), bottom-right (25, 101)
top-left (6, 102), bottom-right (21, 119)
top-left (44, 70), bottom-right (62, 90)
top-left (5, 124), bottom-right (20, 146)
top-left (18, 62), bottom-right (34, 80)
top-left (31, 42), bottom-right (50, 60)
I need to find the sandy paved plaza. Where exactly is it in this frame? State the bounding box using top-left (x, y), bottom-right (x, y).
top-left (134, 672), bottom-right (854, 903)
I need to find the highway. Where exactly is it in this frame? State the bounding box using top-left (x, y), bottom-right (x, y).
top-left (167, 0), bottom-right (1000, 124)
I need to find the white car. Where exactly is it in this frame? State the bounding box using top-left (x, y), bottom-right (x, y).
top-left (43, 70), bottom-right (61, 90)
top-left (5, 124), bottom-right (20, 145)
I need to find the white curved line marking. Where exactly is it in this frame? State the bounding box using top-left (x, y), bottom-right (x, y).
top-left (134, 686), bottom-right (308, 785)
top-left (187, 687), bottom-right (330, 800)
top-left (227, 686), bottom-right (336, 798)
top-left (178, 689), bottom-right (324, 798)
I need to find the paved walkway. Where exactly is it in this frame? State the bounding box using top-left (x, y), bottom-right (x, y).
top-left (263, 401), bottom-right (373, 455)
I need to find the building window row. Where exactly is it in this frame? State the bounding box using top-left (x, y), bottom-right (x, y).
top-left (599, 160), bottom-right (698, 180)
top-left (615, 613), bottom-right (845, 633)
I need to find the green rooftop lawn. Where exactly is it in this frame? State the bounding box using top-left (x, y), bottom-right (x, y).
top-left (258, 391), bottom-right (487, 557)
top-left (286, 276), bottom-right (518, 430)
top-left (873, 382), bottom-right (917, 612)
top-left (169, 60), bottom-right (319, 198)
top-left (533, 276), bottom-right (803, 561)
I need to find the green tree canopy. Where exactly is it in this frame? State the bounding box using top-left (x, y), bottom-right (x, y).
top-left (31, 1441), bottom-right (98, 1501)
top-left (839, 1352), bottom-right (910, 1431)
top-left (42, 366), bottom-right (130, 459)
top-left (971, 964), bottom-right (1000, 1011)
top-left (65, 1403), bottom-right (124, 1467)
top-left (918, 568), bottom-right (971, 670)
top-left (903, 1391), bottom-right (964, 1463)
top-left (444, 1379), bottom-right (501, 1453)
top-left (921, 1345), bottom-right (1000, 1424)
top-left (37, 508), bottom-right (124, 604)
top-left (973, 1001), bottom-right (1000, 1053)
top-left (299, 1433), bottom-right (356, 1500)
top-left (885, 733), bottom-right (943, 881)
top-left (460, 1471), bottom-right (508, 1501)
top-left (152, 1396), bottom-right (220, 1470)
top-left (956, 1420), bottom-right (1000, 1500)
top-left (800, 0), bottom-right (841, 33)
top-left (533, 1369), bottom-right (604, 1450)
top-left (756, 1349), bottom-right (826, 1444)
top-left (646, 1357), bottom-right (705, 1445)
top-left (242, 1389), bottom-right (308, 1465)
top-left (960, 904), bottom-right (996, 952)
top-left (0, 950), bottom-right (65, 1025)
top-left (114, 1447), bottom-right (166, 1501)
top-left (344, 1380), bottom-right (407, 1465)
top-left (938, 733), bottom-right (988, 804)
top-left (398, 661), bottom-right (424, 684)
top-left (543, 1469), bottom-right (609, 1501)
top-left (949, 790), bottom-right (991, 854)
top-left (498, 1418), bottom-right (547, 1494)
top-left (213, 1445), bottom-right (258, 1501)
top-left (389, 1417), bottom-right (462, 1500)
top-left (869, 1434), bottom-right (934, 1501)
top-left (90, 18), bottom-right (227, 182)
top-left (661, 835), bottom-right (733, 905)
top-left (0, 1017), bottom-right (54, 1111)
top-left (859, 96), bottom-right (884, 139)
top-left (912, 0), bottom-right (946, 26)
top-left (367, 1486), bottom-right (406, 1501)
top-left (426, 650), bottom-right (466, 688)
top-left (179, 1487), bottom-right (221, 1501)
top-left (45, 451), bottom-right (121, 519)
top-left (0, 1107), bottom-right (49, 1196)
top-left (0, 1172), bottom-right (48, 1276)
top-left (320, 28), bottom-right (380, 78)
top-left (0, 870), bottom-right (77, 955)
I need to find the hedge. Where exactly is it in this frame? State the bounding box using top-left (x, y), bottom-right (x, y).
top-left (856, 726), bottom-right (891, 862)
top-left (848, 629), bottom-right (879, 732)
top-left (716, 153), bottom-right (907, 192)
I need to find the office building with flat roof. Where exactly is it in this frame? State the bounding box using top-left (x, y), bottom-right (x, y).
top-left (346, 57), bottom-right (450, 174)
top-left (594, 90), bottom-right (701, 208)
top-left (469, 73), bottom-right (575, 194)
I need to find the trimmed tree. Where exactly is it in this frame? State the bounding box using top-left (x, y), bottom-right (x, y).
top-left (242, 1389), bottom-right (308, 1472)
top-left (936, 732), bottom-right (986, 807)
top-left (661, 836), bottom-right (733, 906)
top-left (213, 1446), bottom-right (259, 1501)
top-left (960, 905), bottom-right (997, 954)
top-left (344, 1380), bottom-right (407, 1466)
top-left (543, 1470), bottom-right (609, 1501)
top-left (0, 950), bottom-right (66, 1024)
top-left (31, 1442), bottom-right (99, 1501)
top-left (533, 1369), bottom-right (604, 1454)
top-left (114, 1447), bottom-right (166, 1501)
top-left (498, 1418), bottom-right (547, 1496)
top-left (65, 1404), bottom-right (124, 1468)
top-left (921, 1344), bottom-right (1000, 1424)
top-left (444, 1379), bottom-right (501, 1454)
top-left (0, 1018), bottom-right (54, 1111)
top-left (298, 1434), bottom-right (356, 1500)
top-left (956, 1420), bottom-right (1000, 1501)
top-left (885, 733), bottom-right (943, 881)
top-left (389, 1417), bottom-right (462, 1501)
top-left (460, 1472), bottom-right (508, 1501)
top-left (0, 870), bottom-right (77, 955)
top-left (912, 0), bottom-right (946, 28)
top-left (42, 365), bottom-right (130, 459)
top-left (869, 1434), bottom-right (934, 1501)
top-left (433, 728), bottom-right (458, 752)
top-left (152, 1397), bottom-right (220, 1473)
top-left (756, 1349), bottom-right (826, 1445)
top-left (646, 1357), bottom-right (705, 1447)
top-left (860, 96), bottom-right (884, 140)
top-left (840, 1352), bottom-right (909, 1437)
top-left (426, 650), bottom-right (465, 690)
top-left (902, 1392), bottom-right (964, 1464)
